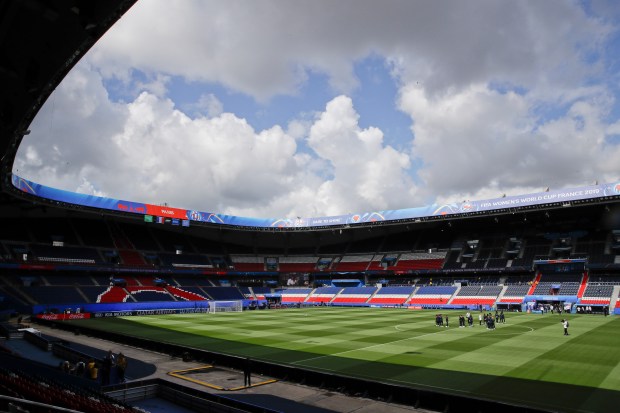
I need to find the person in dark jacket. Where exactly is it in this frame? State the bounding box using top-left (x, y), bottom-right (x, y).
top-left (244, 358), bottom-right (252, 387)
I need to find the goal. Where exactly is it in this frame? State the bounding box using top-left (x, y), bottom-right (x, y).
top-left (209, 300), bottom-right (243, 313)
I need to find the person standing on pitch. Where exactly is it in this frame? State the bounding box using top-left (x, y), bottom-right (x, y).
top-left (562, 319), bottom-right (569, 336)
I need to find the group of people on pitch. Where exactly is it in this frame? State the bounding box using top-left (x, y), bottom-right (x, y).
top-left (435, 310), bottom-right (507, 330)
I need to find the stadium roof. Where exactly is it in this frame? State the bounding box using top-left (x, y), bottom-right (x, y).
top-left (0, 0), bottom-right (136, 186)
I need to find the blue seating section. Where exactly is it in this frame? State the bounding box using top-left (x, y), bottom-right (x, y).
top-left (131, 290), bottom-right (175, 302)
top-left (281, 288), bottom-right (313, 295)
top-left (159, 253), bottom-right (211, 267)
top-left (44, 275), bottom-right (96, 286)
top-left (253, 287), bottom-right (272, 295)
top-left (30, 244), bottom-right (103, 264)
top-left (503, 285), bottom-right (530, 296)
top-left (313, 287), bottom-right (342, 294)
top-left (375, 286), bottom-right (414, 295)
top-left (79, 286), bottom-right (108, 303)
top-left (340, 286), bottom-right (378, 294)
top-left (415, 286), bottom-right (457, 295)
top-left (26, 286), bottom-right (86, 305)
top-left (178, 286), bottom-right (208, 296)
top-left (203, 286), bottom-right (245, 300)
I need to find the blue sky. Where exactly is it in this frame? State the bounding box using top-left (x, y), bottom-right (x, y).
top-left (13, 0), bottom-right (620, 219)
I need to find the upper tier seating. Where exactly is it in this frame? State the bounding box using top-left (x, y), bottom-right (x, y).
top-left (278, 256), bottom-right (319, 272)
top-left (394, 252), bottom-right (445, 270)
top-left (26, 286), bottom-right (85, 306)
top-left (30, 245), bottom-right (103, 264)
top-left (72, 218), bottom-right (115, 248)
top-left (160, 252), bottom-right (212, 267)
top-left (202, 286), bottom-right (245, 300)
top-left (331, 255), bottom-right (373, 271)
top-left (44, 274), bottom-right (96, 286)
top-left (230, 256), bottom-right (264, 272)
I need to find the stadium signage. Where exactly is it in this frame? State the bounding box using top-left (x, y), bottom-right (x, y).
top-left (524, 295), bottom-right (579, 302)
top-left (11, 174), bottom-right (620, 229)
top-left (36, 313), bottom-right (91, 320)
top-left (93, 308), bottom-right (209, 318)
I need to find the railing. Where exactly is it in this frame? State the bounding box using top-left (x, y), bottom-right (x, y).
top-left (0, 395), bottom-right (83, 413)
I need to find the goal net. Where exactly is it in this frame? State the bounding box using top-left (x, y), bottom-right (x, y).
top-left (209, 300), bottom-right (243, 313)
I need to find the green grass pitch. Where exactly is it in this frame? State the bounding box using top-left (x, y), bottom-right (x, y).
top-left (69, 308), bottom-right (620, 412)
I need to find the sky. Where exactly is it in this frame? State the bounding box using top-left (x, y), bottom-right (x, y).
top-left (13, 0), bottom-right (620, 219)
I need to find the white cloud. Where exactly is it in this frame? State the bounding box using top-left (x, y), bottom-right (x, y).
top-left (90, 0), bottom-right (610, 101)
top-left (15, 65), bottom-right (417, 218)
top-left (399, 82), bottom-right (620, 203)
top-left (307, 96), bottom-right (416, 215)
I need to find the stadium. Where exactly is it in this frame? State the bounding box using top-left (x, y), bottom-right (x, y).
top-left (1, 1), bottom-right (620, 413)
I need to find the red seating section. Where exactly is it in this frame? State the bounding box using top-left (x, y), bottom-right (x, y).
top-left (450, 298), bottom-right (496, 305)
top-left (498, 298), bottom-right (524, 303)
top-left (580, 299), bottom-right (610, 305)
top-left (118, 250), bottom-right (147, 266)
top-left (278, 263), bottom-right (316, 272)
top-left (166, 286), bottom-right (207, 301)
top-left (233, 263), bottom-right (264, 271)
top-left (368, 297), bottom-right (407, 305)
top-left (332, 297), bottom-right (369, 303)
top-left (394, 259), bottom-right (444, 270)
top-left (97, 286), bottom-right (128, 303)
top-left (331, 262), bottom-right (370, 271)
top-left (408, 297), bottom-right (449, 305)
top-left (0, 370), bottom-right (135, 413)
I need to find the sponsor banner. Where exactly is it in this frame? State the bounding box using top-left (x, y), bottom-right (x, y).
top-left (93, 307), bottom-right (211, 318)
top-left (36, 313), bottom-right (91, 321)
top-left (12, 174), bottom-right (620, 229)
top-left (525, 295), bottom-right (579, 302)
top-left (146, 204), bottom-right (188, 220)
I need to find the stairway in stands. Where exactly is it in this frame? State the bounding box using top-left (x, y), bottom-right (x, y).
top-left (576, 272), bottom-right (589, 299)
top-left (526, 272), bottom-right (542, 295)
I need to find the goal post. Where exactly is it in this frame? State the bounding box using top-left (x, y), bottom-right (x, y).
top-left (209, 300), bottom-right (243, 313)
